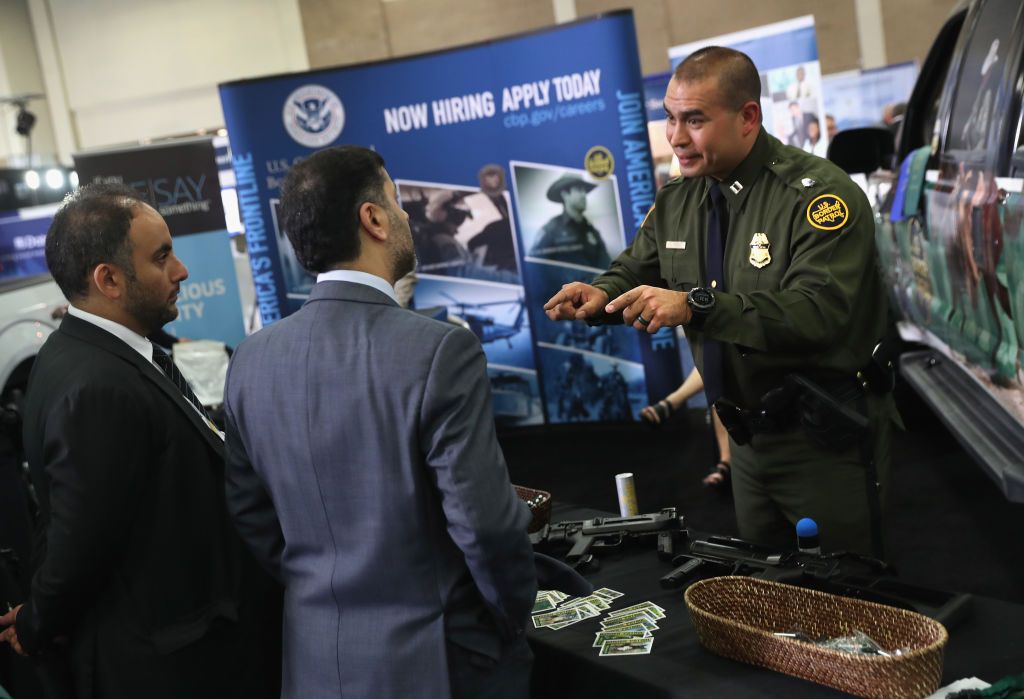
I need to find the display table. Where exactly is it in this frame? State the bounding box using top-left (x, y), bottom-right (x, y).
top-left (527, 505), bottom-right (1024, 698)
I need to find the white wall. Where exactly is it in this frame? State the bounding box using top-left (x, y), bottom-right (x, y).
top-left (31, 0), bottom-right (309, 159)
top-left (0, 0), bottom-right (58, 166)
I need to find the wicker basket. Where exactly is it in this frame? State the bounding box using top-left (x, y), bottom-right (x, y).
top-left (512, 485), bottom-right (552, 534)
top-left (685, 576), bottom-right (948, 699)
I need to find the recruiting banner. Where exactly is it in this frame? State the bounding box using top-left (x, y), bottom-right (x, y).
top-left (73, 139), bottom-right (246, 347)
top-left (670, 16), bottom-right (829, 157)
top-left (219, 11), bottom-right (681, 426)
top-left (0, 203), bottom-right (58, 282)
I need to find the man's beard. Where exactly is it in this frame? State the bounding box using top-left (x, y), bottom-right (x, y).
top-left (124, 272), bottom-right (178, 336)
top-left (389, 210), bottom-right (417, 281)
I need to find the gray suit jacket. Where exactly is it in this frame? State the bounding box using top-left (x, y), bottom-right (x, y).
top-left (224, 280), bottom-right (537, 698)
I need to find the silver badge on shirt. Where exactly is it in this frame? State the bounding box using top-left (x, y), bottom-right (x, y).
top-left (749, 232), bottom-right (771, 268)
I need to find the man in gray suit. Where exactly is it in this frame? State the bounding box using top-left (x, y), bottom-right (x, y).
top-left (223, 146), bottom-right (538, 698)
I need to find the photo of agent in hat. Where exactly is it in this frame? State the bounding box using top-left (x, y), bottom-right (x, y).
top-left (529, 174), bottom-right (611, 270)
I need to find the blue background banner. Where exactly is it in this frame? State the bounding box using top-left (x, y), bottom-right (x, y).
top-left (0, 205), bottom-right (57, 282)
top-left (643, 72), bottom-right (671, 122)
top-left (219, 11), bottom-right (681, 424)
top-left (822, 62), bottom-right (918, 131)
top-left (668, 16), bottom-right (819, 71)
top-left (162, 229), bottom-right (246, 347)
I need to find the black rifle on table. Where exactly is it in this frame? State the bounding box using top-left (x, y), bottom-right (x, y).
top-left (531, 508), bottom-right (685, 571)
top-left (667, 535), bottom-right (847, 583)
top-left (663, 534), bottom-right (973, 628)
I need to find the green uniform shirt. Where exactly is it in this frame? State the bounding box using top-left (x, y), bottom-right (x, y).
top-left (592, 128), bottom-right (887, 409)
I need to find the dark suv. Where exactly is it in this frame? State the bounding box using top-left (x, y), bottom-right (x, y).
top-left (846, 0), bottom-right (1024, 500)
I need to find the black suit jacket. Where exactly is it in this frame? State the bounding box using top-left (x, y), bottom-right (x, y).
top-left (18, 315), bottom-right (279, 699)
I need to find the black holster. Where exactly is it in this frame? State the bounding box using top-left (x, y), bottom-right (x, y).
top-left (715, 374), bottom-right (869, 452)
top-left (787, 374), bottom-right (869, 452)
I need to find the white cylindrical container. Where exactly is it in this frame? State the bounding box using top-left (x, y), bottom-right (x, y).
top-left (615, 472), bottom-right (639, 517)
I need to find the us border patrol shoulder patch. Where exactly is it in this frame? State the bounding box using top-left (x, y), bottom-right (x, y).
top-left (806, 193), bottom-right (849, 231)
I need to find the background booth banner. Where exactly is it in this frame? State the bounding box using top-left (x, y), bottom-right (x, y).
top-left (822, 61), bottom-right (919, 132)
top-left (670, 16), bottom-right (829, 158)
top-left (0, 204), bottom-right (57, 282)
top-left (73, 139), bottom-right (247, 347)
top-left (218, 10), bottom-right (683, 426)
top-left (640, 71), bottom-right (705, 408)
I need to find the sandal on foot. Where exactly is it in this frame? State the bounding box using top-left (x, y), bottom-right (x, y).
top-left (702, 460), bottom-right (731, 490)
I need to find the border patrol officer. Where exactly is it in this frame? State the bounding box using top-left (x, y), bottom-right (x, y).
top-left (543, 46), bottom-right (897, 558)
top-left (530, 174), bottom-right (612, 269)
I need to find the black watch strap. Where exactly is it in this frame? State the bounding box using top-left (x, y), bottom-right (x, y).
top-left (687, 286), bottom-right (715, 328)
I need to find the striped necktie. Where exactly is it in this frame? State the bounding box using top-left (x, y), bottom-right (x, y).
top-left (702, 182), bottom-right (728, 406)
top-left (152, 346), bottom-right (212, 423)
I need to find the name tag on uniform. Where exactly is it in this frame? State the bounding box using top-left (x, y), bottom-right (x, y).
top-left (665, 241), bottom-right (686, 250)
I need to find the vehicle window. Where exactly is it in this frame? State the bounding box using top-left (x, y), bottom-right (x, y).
top-left (946, 0), bottom-right (1018, 153)
top-left (900, 11), bottom-right (964, 158)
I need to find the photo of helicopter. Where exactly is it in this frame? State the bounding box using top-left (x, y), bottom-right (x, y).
top-left (441, 292), bottom-right (526, 348)
top-left (413, 276), bottom-right (536, 371)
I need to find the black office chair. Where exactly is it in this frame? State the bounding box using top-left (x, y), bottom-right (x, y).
top-left (827, 126), bottom-right (896, 173)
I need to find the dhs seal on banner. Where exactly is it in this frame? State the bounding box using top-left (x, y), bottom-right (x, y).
top-left (283, 85), bottom-right (345, 147)
top-left (585, 145), bottom-right (614, 180)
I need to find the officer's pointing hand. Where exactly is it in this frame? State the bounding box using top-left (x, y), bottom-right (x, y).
top-left (543, 282), bottom-right (609, 321)
top-left (606, 286), bottom-right (691, 334)
top-left (0, 604), bottom-right (25, 656)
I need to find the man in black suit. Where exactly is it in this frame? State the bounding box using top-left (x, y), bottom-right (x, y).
top-left (0, 183), bottom-right (279, 698)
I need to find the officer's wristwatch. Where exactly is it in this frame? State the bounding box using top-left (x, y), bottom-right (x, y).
top-left (686, 286), bottom-right (716, 328)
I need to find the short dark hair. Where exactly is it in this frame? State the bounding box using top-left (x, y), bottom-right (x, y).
top-left (672, 46), bottom-right (762, 112)
top-left (279, 146), bottom-right (388, 273)
top-left (45, 182), bottom-right (149, 300)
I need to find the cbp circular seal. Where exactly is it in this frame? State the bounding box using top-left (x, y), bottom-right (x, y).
top-left (806, 193), bottom-right (849, 231)
top-left (584, 146), bottom-right (614, 180)
top-left (282, 85), bottom-right (345, 148)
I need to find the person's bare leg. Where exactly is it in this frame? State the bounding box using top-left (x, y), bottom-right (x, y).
top-left (703, 408), bottom-right (731, 487)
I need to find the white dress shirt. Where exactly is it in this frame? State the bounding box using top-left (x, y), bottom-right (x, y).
top-left (67, 304), bottom-right (221, 437)
top-left (68, 304), bottom-right (155, 365)
top-left (316, 269), bottom-right (399, 305)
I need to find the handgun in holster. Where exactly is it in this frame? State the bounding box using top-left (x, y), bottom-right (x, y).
top-left (786, 374), bottom-right (869, 452)
top-left (713, 381), bottom-right (801, 446)
top-left (712, 399), bottom-right (752, 445)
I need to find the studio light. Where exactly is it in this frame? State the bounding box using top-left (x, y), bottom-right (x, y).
top-left (24, 170), bottom-right (40, 190)
top-left (69, 171), bottom-right (79, 188)
top-left (45, 168), bottom-right (64, 189)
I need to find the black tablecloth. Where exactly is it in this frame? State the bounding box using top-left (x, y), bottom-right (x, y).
top-left (527, 505), bottom-right (1024, 698)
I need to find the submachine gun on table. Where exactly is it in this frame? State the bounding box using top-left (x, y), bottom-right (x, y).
top-left (667, 534), bottom-right (974, 628)
top-left (530, 508), bottom-right (685, 570)
top-left (531, 509), bottom-right (972, 627)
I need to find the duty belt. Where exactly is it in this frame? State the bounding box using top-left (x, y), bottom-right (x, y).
top-left (714, 374), bottom-right (870, 448)
top-left (713, 394), bottom-right (798, 446)
top-left (713, 341), bottom-right (895, 447)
